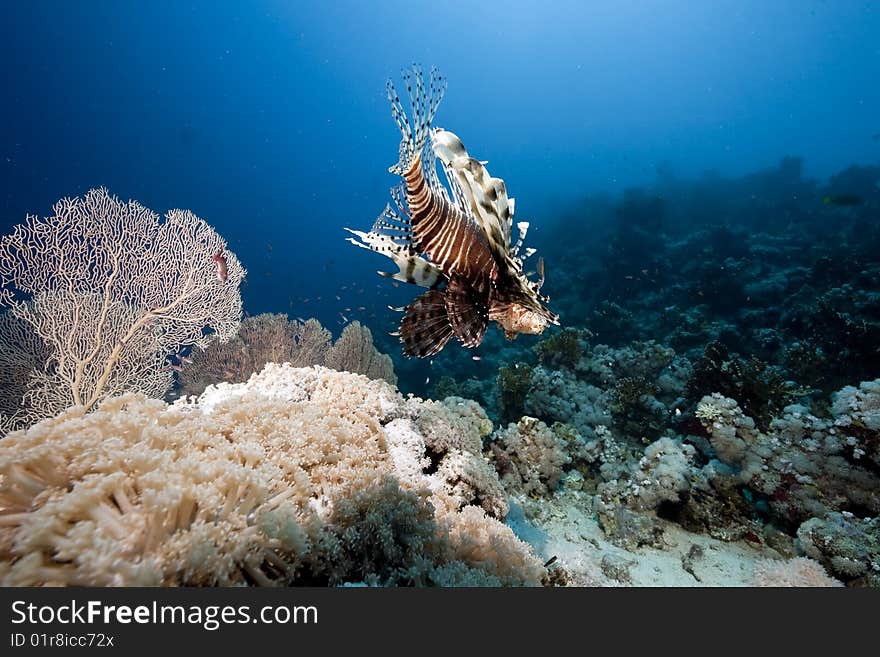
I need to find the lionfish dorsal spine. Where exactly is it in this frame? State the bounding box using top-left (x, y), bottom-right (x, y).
top-left (387, 65), bottom-right (446, 176)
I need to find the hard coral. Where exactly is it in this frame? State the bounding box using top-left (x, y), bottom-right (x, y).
top-left (0, 364), bottom-right (542, 586)
top-left (688, 341), bottom-right (803, 430)
top-left (797, 513), bottom-right (880, 586)
top-left (489, 417), bottom-right (571, 497)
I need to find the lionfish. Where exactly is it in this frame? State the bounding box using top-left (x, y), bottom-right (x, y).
top-left (345, 65), bottom-right (558, 357)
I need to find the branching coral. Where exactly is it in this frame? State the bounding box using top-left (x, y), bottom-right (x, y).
top-left (0, 364), bottom-right (541, 586)
top-left (179, 315), bottom-right (396, 396)
top-left (0, 188), bottom-right (245, 431)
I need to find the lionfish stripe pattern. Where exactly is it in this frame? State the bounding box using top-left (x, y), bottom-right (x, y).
top-left (346, 65), bottom-right (558, 358)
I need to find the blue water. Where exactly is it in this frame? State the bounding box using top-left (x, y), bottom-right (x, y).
top-left (2, 1), bottom-right (879, 392)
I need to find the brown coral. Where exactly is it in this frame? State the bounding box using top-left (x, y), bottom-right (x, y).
top-left (179, 315), bottom-right (396, 396)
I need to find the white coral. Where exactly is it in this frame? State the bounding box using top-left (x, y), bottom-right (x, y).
top-left (0, 364), bottom-right (542, 586)
top-left (626, 437), bottom-right (697, 510)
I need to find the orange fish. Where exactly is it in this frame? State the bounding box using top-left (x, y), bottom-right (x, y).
top-left (212, 250), bottom-right (228, 282)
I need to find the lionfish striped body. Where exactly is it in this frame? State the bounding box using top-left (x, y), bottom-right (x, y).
top-left (346, 65), bottom-right (558, 357)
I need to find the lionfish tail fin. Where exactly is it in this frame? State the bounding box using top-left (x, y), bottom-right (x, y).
top-left (386, 64), bottom-right (447, 175)
top-left (400, 289), bottom-right (454, 357)
top-left (445, 276), bottom-right (489, 348)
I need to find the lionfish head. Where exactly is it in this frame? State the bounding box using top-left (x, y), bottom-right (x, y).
top-left (497, 303), bottom-right (555, 339)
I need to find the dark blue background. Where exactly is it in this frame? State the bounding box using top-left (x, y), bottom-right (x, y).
top-left (2, 0), bottom-right (878, 332)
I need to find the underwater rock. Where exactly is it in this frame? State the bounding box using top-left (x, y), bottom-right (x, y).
top-left (595, 495), bottom-right (666, 551)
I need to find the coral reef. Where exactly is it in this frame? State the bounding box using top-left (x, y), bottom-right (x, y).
top-left (496, 362), bottom-right (533, 424)
top-left (688, 341), bottom-right (804, 429)
top-left (796, 513), bottom-right (880, 586)
top-left (695, 384), bottom-right (880, 529)
top-left (0, 364), bottom-right (541, 586)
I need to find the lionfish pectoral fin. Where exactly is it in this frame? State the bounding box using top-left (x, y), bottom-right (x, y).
top-left (377, 258), bottom-right (444, 288)
top-left (444, 277), bottom-right (489, 348)
top-left (400, 289), bottom-right (454, 358)
top-left (344, 219), bottom-right (443, 289)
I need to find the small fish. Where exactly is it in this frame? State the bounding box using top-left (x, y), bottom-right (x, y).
top-left (212, 250), bottom-right (228, 282)
top-left (472, 355), bottom-right (481, 361)
top-left (335, 295), bottom-right (341, 300)
top-left (179, 355), bottom-right (194, 365)
top-left (166, 363), bottom-right (184, 373)
top-left (823, 194), bottom-right (863, 207)
top-left (340, 312), bottom-right (348, 322)
top-left (425, 377), bottom-right (430, 384)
